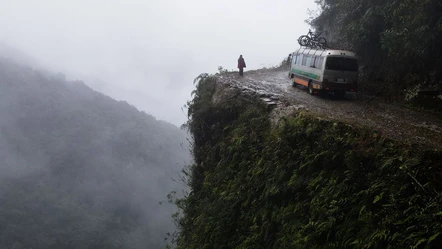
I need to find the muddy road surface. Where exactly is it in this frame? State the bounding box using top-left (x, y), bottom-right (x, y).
top-left (216, 68), bottom-right (442, 150)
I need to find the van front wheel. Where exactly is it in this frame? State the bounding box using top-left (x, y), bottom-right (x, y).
top-left (308, 82), bottom-right (314, 95)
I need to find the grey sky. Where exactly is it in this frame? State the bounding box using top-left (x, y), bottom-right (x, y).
top-left (0, 0), bottom-right (318, 125)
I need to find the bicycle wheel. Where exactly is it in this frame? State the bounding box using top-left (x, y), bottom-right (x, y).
top-left (298, 35), bottom-right (310, 47)
top-left (318, 37), bottom-right (327, 49)
top-left (310, 40), bottom-right (319, 49)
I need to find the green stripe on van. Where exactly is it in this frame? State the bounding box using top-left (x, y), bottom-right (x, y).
top-left (291, 69), bottom-right (320, 80)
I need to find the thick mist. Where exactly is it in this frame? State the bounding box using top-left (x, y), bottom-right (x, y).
top-left (0, 58), bottom-right (190, 249)
top-left (0, 0), bottom-right (317, 125)
top-left (0, 1), bottom-right (317, 248)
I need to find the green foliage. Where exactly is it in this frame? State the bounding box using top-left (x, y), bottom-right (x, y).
top-left (310, 0), bottom-right (442, 102)
top-left (173, 77), bottom-right (442, 248)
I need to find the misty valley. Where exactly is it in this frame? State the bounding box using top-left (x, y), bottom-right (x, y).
top-left (1, 0), bottom-right (441, 248)
top-left (0, 57), bottom-right (190, 249)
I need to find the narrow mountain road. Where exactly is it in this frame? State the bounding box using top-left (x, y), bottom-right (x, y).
top-left (216, 68), bottom-right (442, 150)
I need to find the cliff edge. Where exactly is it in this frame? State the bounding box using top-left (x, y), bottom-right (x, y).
top-left (172, 69), bottom-right (442, 249)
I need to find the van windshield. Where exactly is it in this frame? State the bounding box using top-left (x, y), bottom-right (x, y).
top-left (325, 57), bottom-right (358, 71)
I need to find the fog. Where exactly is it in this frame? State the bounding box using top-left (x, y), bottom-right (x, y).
top-left (0, 57), bottom-right (191, 248)
top-left (0, 0), bottom-right (316, 125)
top-left (0, 1), bottom-right (318, 248)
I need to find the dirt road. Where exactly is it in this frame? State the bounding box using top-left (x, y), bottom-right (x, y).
top-left (216, 68), bottom-right (442, 150)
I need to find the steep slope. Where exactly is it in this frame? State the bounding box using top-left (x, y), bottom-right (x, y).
top-left (0, 57), bottom-right (190, 249)
top-left (173, 73), bottom-right (442, 249)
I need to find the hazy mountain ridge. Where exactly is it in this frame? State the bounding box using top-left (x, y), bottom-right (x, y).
top-left (0, 42), bottom-right (41, 68)
top-left (0, 57), bottom-right (190, 249)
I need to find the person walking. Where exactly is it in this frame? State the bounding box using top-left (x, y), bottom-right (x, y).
top-left (238, 55), bottom-right (246, 76)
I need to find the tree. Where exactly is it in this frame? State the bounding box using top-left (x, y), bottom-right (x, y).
top-left (310, 0), bottom-right (442, 98)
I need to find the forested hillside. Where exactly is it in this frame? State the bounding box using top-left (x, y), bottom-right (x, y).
top-left (0, 57), bottom-right (190, 249)
top-left (310, 0), bottom-right (442, 102)
top-left (172, 75), bottom-right (442, 249)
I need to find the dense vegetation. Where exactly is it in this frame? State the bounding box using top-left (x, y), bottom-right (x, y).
top-left (172, 76), bottom-right (442, 248)
top-left (0, 57), bottom-right (190, 249)
top-left (310, 0), bottom-right (442, 103)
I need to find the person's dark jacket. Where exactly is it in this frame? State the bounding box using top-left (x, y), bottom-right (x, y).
top-left (238, 57), bottom-right (246, 69)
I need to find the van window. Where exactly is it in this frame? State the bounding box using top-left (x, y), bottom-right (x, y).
top-left (315, 57), bottom-right (324, 69)
top-left (310, 57), bottom-right (317, 68)
top-left (325, 57), bottom-right (358, 71)
top-left (302, 55), bottom-right (308, 66)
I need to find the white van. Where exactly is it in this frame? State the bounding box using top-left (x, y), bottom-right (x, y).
top-left (288, 48), bottom-right (359, 97)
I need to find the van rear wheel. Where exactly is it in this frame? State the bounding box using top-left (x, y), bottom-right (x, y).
top-left (308, 82), bottom-right (314, 95)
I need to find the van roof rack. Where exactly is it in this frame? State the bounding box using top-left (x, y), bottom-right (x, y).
top-left (294, 47), bottom-right (327, 57)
